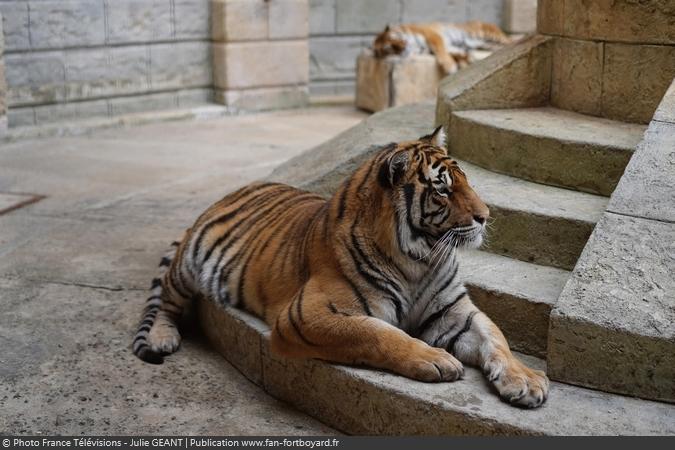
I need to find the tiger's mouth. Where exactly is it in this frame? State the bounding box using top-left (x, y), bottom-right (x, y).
top-left (427, 223), bottom-right (485, 250)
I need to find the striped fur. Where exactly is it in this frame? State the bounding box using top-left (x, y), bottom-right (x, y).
top-left (132, 126), bottom-right (549, 408)
top-left (372, 21), bottom-right (512, 74)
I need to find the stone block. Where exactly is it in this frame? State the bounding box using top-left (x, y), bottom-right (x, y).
top-left (177, 88), bottom-right (215, 107)
top-left (0, 2), bottom-right (30, 51)
top-left (212, 0), bottom-right (268, 42)
top-left (563, 0), bottom-right (675, 45)
top-left (602, 43), bottom-right (675, 124)
top-left (198, 298), bottom-right (268, 386)
top-left (7, 107), bottom-right (35, 128)
top-left (29, 0), bottom-right (106, 49)
top-left (608, 121), bottom-right (675, 223)
top-left (503, 0), bottom-right (537, 34)
top-left (309, 36), bottom-right (370, 81)
top-left (0, 59), bottom-right (5, 116)
top-left (309, 0), bottom-right (335, 35)
top-left (213, 41), bottom-right (308, 89)
top-left (356, 52), bottom-right (444, 112)
top-left (309, 79), bottom-right (355, 98)
top-left (536, 0), bottom-right (563, 35)
top-left (106, 0), bottom-right (173, 44)
top-left (436, 35), bottom-right (553, 125)
top-left (336, 0), bottom-right (400, 34)
top-left (109, 92), bottom-right (178, 116)
top-left (400, 0), bottom-right (466, 24)
top-left (653, 79), bottom-right (675, 124)
top-left (215, 85), bottom-right (308, 111)
top-left (33, 99), bottom-right (109, 125)
top-left (550, 37), bottom-right (603, 116)
top-left (269, 0), bottom-right (308, 39)
top-left (150, 42), bottom-right (212, 90)
top-left (466, 0), bottom-right (503, 25)
top-left (548, 212), bottom-right (675, 402)
top-left (5, 52), bottom-right (67, 107)
top-left (174, 0), bottom-right (212, 39)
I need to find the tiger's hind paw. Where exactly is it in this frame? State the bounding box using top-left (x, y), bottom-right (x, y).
top-left (149, 323), bottom-right (181, 356)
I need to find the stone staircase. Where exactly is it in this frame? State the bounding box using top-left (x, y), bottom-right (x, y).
top-left (196, 99), bottom-right (674, 434)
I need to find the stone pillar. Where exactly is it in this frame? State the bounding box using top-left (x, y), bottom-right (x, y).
top-left (538, 0), bottom-right (675, 123)
top-left (503, 0), bottom-right (537, 34)
top-left (0, 11), bottom-right (7, 137)
top-left (211, 0), bottom-right (310, 111)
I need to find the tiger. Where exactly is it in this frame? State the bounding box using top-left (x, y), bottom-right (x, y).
top-left (372, 20), bottom-right (512, 74)
top-left (132, 126), bottom-right (549, 409)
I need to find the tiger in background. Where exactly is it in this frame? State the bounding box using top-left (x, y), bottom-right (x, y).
top-left (132, 126), bottom-right (549, 408)
top-left (372, 21), bottom-right (512, 74)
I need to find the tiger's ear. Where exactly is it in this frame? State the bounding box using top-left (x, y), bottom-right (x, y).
top-left (384, 24), bottom-right (391, 33)
top-left (378, 151), bottom-right (410, 188)
top-left (421, 126), bottom-right (447, 150)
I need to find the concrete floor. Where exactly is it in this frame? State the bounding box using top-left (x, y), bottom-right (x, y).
top-left (0, 106), bottom-right (368, 435)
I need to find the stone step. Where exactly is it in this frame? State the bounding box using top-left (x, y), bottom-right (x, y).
top-left (449, 107), bottom-right (647, 196)
top-left (198, 302), bottom-right (675, 436)
top-left (460, 159), bottom-right (607, 270)
top-left (270, 103), bottom-right (608, 271)
top-left (459, 250), bottom-right (569, 358)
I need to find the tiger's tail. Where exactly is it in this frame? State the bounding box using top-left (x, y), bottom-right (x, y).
top-left (132, 239), bottom-right (183, 364)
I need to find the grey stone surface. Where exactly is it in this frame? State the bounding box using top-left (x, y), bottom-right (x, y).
top-left (601, 42), bottom-right (675, 124)
top-left (215, 86), bottom-right (309, 112)
top-left (450, 107), bottom-right (646, 196)
top-left (110, 92), bottom-right (178, 116)
top-left (608, 120), bottom-right (675, 223)
top-left (436, 35), bottom-right (553, 126)
top-left (106, 0), bottom-right (173, 44)
top-left (177, 88), bottom-right (215, 107)
top-left (336, 0), bottom-right (400, 34)
top-left (174, 0), bottom-right (211, 39)
top-left (459, 250), bottom-right (569, 358)
top-left (653, 79), bottom-right (675, 124)
top-left (269, 0), bottom-right (309, 39)
top-left (0, 106), bottom-right (367, 434)
top-left (29, 0), bottom-right (106, 50)
top-left (150, 41), bottom-right (212, 90)
top-left (7, 106), bottom-right (35, 127)
top-left (551, 37), bottom-right (603, 117)
top-left (34, 99), bottom-right (109, 124)
top-left (309, 79), bottom-right (355, 98)
top-left (400, 0), bottom-right (466, 23)
top-left (548, 213), bottom-right (675, 402)
top-left (503, 0), bottom-right (537, 33)
top-left (0, 1), bottom-right (30, 51)
top-left (466, 0), bottom-right (503, 24)
top-left (309, 0), bottom-right (335, 35)
top-left (202, 290), bottom-right (675, 435)
top-left (5, 51), bottom-right (68, 107)
top-left (310, 36), bottom-right (371, 82)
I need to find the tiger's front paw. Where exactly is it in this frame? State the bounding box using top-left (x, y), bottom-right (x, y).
top-left (403, 345), bottom-right (464, 382)
top-left (487, 358), bottom-right (549, 408)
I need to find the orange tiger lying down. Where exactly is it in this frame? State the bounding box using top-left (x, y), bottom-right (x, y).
top-left (372, 21), bottom-right (511, 74)
top-left (132, 127), bottom-right (549, 408)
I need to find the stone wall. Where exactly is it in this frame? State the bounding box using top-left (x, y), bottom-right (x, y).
top-left (0, 0), bottom-right (212, 127)
top-left (0, 11), bottom-right (7, 136)
top-left (308, 0), bottom-right (507, 97)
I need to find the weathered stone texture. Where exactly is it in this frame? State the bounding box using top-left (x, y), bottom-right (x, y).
top-left (33, 99), bottom-right (109, 124)
top-left (106, 0), bottom-right (173, 44)
top-left (212, 0), bottom-right (268, 42)
top-left (466, 0), bottom-right (503, 24)
top-left (548, 213), bottom-right (675, 402)
top-left (563, 0), bottom-right (675, 45)
top-left (216, 86), bottom-right (308, 111)
top-left (356, 53), bottom-right (444, 112)
top-left (0, 1), bottom-right (31, 51)
top-left (503, 0), bottom-right (537, 33)
top-left (214, 41), bottom-right (308, 90)
top-left (110, 92), bottom-right (179, 116)
top-left (653, 79), bottom-right (675, 124)
top-left (400, 0), bottom-right (466, 23)
top-left (601, 43), bottom-right (675, 124)
top-left (174, 0), bottom-right (212, 39)
top-left (436, 35), bottom-right (553, 126)
top-left (269, 0), bottom-right (309, 39)
top-left (29, 0), bottom-right (106, 50)
top-left (310, 35), bottom-right (370, 83)
top-left (335, 0), bottom-right (400, 34)
top-left (608, 120), bottom-right (675, 223)
top-left (536, 0), bottom-right (563, 35)
top-left (309, 0), bottom-right (336, 35)
top-left (551, 37), bottom-right (603, 116)
top-left (449, 107), bottom-right (644, 196)
top-left (150, 41), bottom-right (212, 91)
top-left (5, 52), bottom-right (68, 107)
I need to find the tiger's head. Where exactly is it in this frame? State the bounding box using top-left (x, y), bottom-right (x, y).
top-left (372, 25), bottom-right (407, 58)
top-left (377, 126), bottom-right (489, 258)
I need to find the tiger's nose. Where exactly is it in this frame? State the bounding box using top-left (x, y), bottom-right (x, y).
top-left (473, 214), bottom-right (487, 225)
